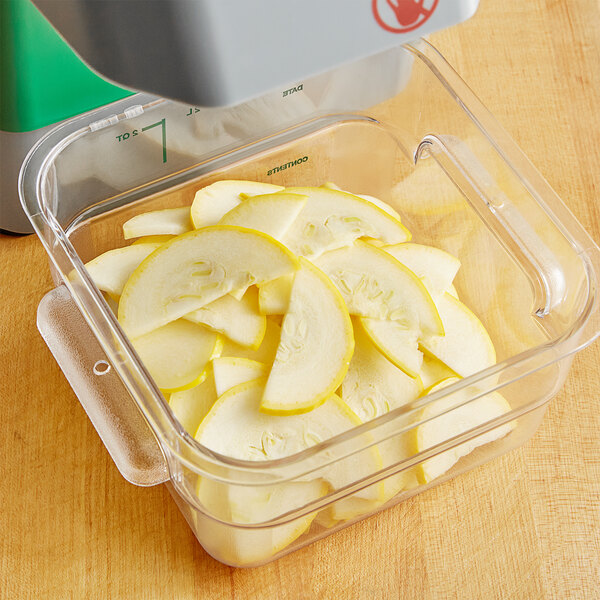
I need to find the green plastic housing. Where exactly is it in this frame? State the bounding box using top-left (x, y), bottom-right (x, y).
top-left (0, 0), bottom-right (132, 133)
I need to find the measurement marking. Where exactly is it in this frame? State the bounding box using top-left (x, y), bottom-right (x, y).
top-left (142, 118), bottom-right (167, 163)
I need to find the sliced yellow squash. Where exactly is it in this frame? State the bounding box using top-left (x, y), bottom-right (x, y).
top-left (196, 380), bottom-right (382, 506)
top-left (315, 241), bottom-right (443, 336)
top-left (195, 476), bottom-right (326, 566)
top-left (321, 181), bottom-right (402, 220)
top-left (341, 319), bottom-right (422, 422)
top-left (191, 180), bottom-right (283, 228)
top-left (381, 243), bottom-right (460, 296)
top-left (261, 259), bottom-right (354, 415)
top-left (282, 186), bottom-right (410, 258)
top-left (421, 293), bottom-right (496, 377)
top-left (131, 319), bottom-right (220, 393)
top-left (123, 207), bottom-right (192, 239)
top-left (418, 354), bottom-right (457, 392)
top-left (212, 357), bottom-right (268, 397)
top-left (220, 317), bottom-right (281, 365)
top-left (361, 318), bottom-right (422, 379)
top-left (82, 242), bottom-right (162, 297)
top-left (414, 378), bottom-right (513, 483)
top-left (184, 287), bottom-right (266, 349)
top-left (257, 274), bottom-right (294, 315)
top-left (118, 226), bottom-right (298, 338)
top-left (131, 235), bottom-right (175, 245)
top-left (169, 367), bottom-right (218, 435)
top-left (341, 321), bottom-right (422, 500)
top-left (218, 192), bottom-right (307, 243)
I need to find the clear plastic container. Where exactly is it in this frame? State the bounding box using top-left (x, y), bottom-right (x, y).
top-left (20, 40), bottom-right (600, 567)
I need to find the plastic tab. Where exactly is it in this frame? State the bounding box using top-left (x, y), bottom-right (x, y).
top-left (37, 285), bottom-right (169, 486)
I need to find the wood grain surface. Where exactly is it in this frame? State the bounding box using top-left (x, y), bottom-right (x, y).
top-left (1, 0), bottom-right (599, 598)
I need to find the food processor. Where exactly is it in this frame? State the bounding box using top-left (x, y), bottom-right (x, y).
top-left (0, 0), bottom-right (133, 233)
top-left (2, 0), bottom-right (477, 232)
top-left (13, 0), bottom-right (600, 567)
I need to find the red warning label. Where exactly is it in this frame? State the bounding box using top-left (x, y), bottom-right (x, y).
top-left (372, 0), bottom-right (439, 34)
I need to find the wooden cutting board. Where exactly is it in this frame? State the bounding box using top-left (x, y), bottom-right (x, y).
top-left (1, 0), bottom-right (599, 597)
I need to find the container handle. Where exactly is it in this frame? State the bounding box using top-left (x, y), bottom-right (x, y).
top-left (37, 285), bottom-right (170, 486)
top-left (416, 134), bottom-right (567, 318)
